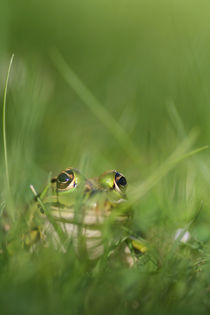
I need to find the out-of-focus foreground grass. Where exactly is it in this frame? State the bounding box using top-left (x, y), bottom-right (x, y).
top-left (1, 1), bottom-right (210, 314)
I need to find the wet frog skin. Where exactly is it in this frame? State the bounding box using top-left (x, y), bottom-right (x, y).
top-left (31, 168), bottom-right (132, 260)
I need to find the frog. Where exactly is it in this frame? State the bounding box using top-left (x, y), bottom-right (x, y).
top-left (26, 167), bottom-right (142, 261)
top-left (0, 167), bottom-right (147, 263)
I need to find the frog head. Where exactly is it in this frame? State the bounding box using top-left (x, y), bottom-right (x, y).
top-left (45, 168), bottom-right (128, 210)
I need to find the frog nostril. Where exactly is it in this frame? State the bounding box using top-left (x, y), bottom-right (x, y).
top-left (51, 177), bottom-right (57, 183)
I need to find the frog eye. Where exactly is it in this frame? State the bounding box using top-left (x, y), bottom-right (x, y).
top-left (99, 170), bottom-right (127, 193)
top-left (114, 172), bottom-right (127, 192)
top-left (56, 169), bottom-right (75, 190)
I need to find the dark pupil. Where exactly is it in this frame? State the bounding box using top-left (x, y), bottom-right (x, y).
top-left (58, 173), bottom-right (70, 183)
top-left (118, 176), bottom-right (127, 186)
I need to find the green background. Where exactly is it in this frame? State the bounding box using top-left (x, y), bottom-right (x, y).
top-left (1, 1), bottom-right (210, 314)
top-left (1, 0), bottom-right (210, 172)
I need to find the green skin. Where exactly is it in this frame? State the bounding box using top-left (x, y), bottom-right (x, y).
top-left (28, 168), bottom-right (134, 260)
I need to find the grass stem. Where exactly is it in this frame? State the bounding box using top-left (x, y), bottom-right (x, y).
top-left (2, 54), bottom-right (14, 191)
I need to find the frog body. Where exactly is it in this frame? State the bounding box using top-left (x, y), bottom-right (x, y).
top-left (31, 168), bottom-right (132, 260)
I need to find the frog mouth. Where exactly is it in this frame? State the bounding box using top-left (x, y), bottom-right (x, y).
top-left (43, 199), bottom-right (130, 228)
top-left (49, 208), bottom-right (130, 226)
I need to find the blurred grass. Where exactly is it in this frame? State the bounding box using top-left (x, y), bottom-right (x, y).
top-left (1, 0), bottom-right (210, 314)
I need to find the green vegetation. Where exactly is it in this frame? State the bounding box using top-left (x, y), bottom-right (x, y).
top-left (1, 1), bottom-right (210, 314)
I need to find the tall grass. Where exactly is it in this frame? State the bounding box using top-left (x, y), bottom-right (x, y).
top-left (1, 1), bottom-right (210, 314)
top-left (1, 55), bottom-right (210, 315)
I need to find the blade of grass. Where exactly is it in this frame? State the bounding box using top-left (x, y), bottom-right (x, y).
top-left (167, 101), bottom-right (210, 187)
top-left (167, 101), bottom-right (186, 138)
top-left (130, 136), bottom-right (207, 205)
top-left (111, 130), bottom-right (208, 212)
top-left (30, 184), bottom-right (67, 245)
top-left (50, 49), bottom-right (142, 166)
top-left (2, 54), bottom-right (14, 191)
